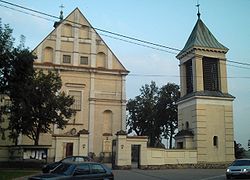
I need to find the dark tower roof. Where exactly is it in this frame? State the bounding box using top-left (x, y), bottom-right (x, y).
top-left (177, 18), bottom-right (228, 58)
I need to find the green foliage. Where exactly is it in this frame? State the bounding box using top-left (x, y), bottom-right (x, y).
top-left (0, 19), bottom-right (75, 145)
top-left (8, 70), bottom-right (75, 145)
top-left (127, 81), bottom-right (180, 148)
top-left (234, 141), bottom-right (246, 159)
top-left (0, 19), bottom-right (16, 139)
top-left (156, 83), bottom-right (180, 148)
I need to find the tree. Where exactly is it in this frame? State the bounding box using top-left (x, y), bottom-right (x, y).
top-left (127, 81), bottom-right (161, 147)
top-left (156, 83), bottom-right (180, 148)
top-left (0, 19), bottom-right (75, 145)
top-left (126, 81), bottom-right (180, 148)
top-left (0, 19), bottom-right (16, 139)
top-left (8, 70), bottom-right (75, 145)
top-left (234, 141), bottom-right (245, 159)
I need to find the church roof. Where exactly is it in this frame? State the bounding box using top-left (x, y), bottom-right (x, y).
top-left (177, 18), bottom-right (228, 57)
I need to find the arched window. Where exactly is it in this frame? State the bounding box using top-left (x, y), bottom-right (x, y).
top-left (185, 121), bottom-right (189, 130)
top-left (103, 110), bottom-right (112, 135)
top-left (96, 52), bottom-right (106, 68)
top-left (79, 25), bottom-right (90, 39)
top-left (213, 136), bottom-right (218, 147)
top-left (63, 23), bottom-right (72, 37)
top-left (43, 47), bottom-right (53, 63)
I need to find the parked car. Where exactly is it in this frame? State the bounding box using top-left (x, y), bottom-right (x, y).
top-left (29, 162), bottom-right (114, 180)
top-left (226, 159), bottom-right (250, 179)
top-left (42, 156), bottom-right (93, 173)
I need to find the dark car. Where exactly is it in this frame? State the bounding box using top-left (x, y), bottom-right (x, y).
top-left (42, 156), bottom-right (93, 173)
top-left (226, 159), bottom-right (250, 179)
top-left (29, 162), bottom-right (114, 180)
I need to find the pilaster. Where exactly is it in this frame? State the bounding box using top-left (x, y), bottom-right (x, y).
top-left (179, 64), bottom-right (186, 97)
top-left (219, 59), bottom-right (228, 93)
top-left (121, 75), bottom-right (126, 130)
top-left (193, 56), bottom-right (203, 92)
top-left (90, 29), bottom-right (96, 68)
top-left (73, 10), bottom-right (79, 66)
top-left (88, 72), bottom-right (95, 152)
top-left (55, 25), bottom-right (62, 64)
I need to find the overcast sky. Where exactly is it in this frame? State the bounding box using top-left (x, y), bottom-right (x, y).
top-left (1, 0), bottom-right (249, 149)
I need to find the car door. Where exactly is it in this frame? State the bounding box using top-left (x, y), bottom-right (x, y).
top-left (71, 164), bottom-right (91, 179)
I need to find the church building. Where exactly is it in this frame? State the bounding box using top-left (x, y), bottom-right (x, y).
top-left (0, 8), bottom-right (129, 162)
top-left (0, 6), bottom-right (235, 166)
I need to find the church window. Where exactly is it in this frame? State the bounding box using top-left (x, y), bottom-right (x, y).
top-left (185, 121), bottom-right (189, 130)
top-left (185, 60), bottom-right (193, 94)
top-left (63, 23), bottom-right (73, 37)
top-left (69, 90), bottom-right (82, 111)
top-left (80, 56), bottom-right (88, 65)
top-left (203, 57), bottom-right (219, 91)
top-left (103, 110), bottom-right (112, 135)
top-left (213, 136), bottom-right (218, 147)
top-left (43, 47), bottom-right (53, 63)
top-left (79, 25), bottom-right (90, 39)
top-left (63, 55), bottom-right (71, 64)
top-left (96, 52), bottom-right (106, 68)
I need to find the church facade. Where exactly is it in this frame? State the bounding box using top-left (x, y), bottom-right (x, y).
top-left (0, 8), bottom-right (128, 162)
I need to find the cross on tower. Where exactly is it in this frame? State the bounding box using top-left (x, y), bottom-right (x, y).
top-left (59, 4), bottom-right (64, 11)
top-left (196, 1), bottom-right (201, 19)
top-left (59, 4), bottom-right (64, 21)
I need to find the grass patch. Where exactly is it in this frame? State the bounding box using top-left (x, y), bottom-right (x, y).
top-left (0, 169), bottom-right (40, 180)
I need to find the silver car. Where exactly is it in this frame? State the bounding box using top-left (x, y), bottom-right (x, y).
top-left (226, 159), bottom-right (250, 179)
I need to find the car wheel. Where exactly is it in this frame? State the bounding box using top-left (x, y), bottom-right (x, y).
top-left (226, 175), bottom-right (231, 179)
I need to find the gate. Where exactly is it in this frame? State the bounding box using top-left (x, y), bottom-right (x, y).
top-left (111, 139), bottom-right (116, 169)
top-left (131, 145), bottom-right (140, 168)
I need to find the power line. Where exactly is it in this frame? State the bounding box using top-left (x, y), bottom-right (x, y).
top-left (0, 3), bottom-right (178, 55)
top-left (0, 0), bottom-right (180, 52)
top-left (0, 0), bottom-right (250, 69)
top-left (99, 33), bottom-right (178, 55)
top-left (128, 74), bottom-right (250, 79)
top-left (0, 4), bottom-right (54, 22)
top-left (0, 0), bottom-right (58, 19)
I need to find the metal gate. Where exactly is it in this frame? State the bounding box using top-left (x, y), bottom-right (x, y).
top-left (111, 139), bottom-right (116, 169)
top-left (131, 145), bottom-right (140, 168)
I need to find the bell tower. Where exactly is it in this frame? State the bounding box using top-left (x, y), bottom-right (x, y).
top-left (175, 9), bottom-right (235, 163)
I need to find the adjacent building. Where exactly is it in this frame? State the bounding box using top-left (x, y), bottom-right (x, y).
top-left (175, 13), bottom-right (235, 163)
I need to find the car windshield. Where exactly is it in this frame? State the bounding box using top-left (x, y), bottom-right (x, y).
top-left (231, 160), bottom-right (250, 166)
top-left (52, 163), bottom-right (75, 175)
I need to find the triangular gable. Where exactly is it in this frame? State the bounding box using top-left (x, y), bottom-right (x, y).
top-left (33, 8), bottom-right (128, 73)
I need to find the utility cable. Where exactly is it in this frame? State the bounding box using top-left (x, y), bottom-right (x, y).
top-left (0, 0), bottom-right (250, 69)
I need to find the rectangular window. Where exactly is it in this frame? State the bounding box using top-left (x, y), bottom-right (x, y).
top-left (80, 56), bottom-right (88, 65)
top-left (203, 57), bottom-right (219, 91)
top-left (63, 55), bottom-right (71, 64)
top-left (213, 136), bottom-right (218, 147)
top-left (69, 90), bottom-right (82, 111)
top-left (185, 60), bottom-right (193, 94)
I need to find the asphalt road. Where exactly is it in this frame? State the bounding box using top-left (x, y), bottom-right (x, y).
top-left (113, 169), bottom-right (228, 180)
top-left (16, 168), bottom-right (231, 180)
